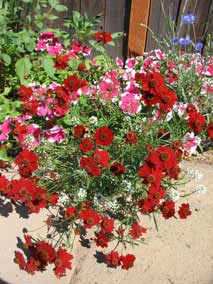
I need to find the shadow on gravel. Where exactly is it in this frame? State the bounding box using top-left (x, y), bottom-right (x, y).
top-left (0, 278), bottom-right (13, 284)
top-left (0, 198), bottom-right (30, 219)
top-left (94, 251), bottom-right (106, 264)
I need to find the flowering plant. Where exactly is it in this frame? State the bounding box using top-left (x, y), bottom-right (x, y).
top-left (0, 10), bottom-right (212, 279)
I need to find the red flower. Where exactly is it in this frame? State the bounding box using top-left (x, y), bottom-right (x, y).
top-left (94, 126), bottom-right (114, 146)
top-left (125, 130), bottom-right (138, 144)
top-left (18, 85), bottom-right (33, 101)
top-left (110, 161), bottom-right (125, 176)
top-left (136, 72), bottom-right (165, 106)
top-left (157, 146), bottom-right (177, 170)
top-left (159, 200), bottom-right (175, 219)
top-left (94, 31), bottom-right (112, 44)
top-left (148, 185), bottom-right (165, 202)
top-left (186, 103), bottom-right (197, 114)
top-left (14, 149), bottom-right (39, 177)
top-left (159, 86), bottom-right (177, 112)
top-left (55, 54), bottom-right (69, 70)
top-left (14, 251), bottom-right (26, 270)
top-left (95, 232), bottom-right (109, 248)
top-left (79, 138), bottom-right (93, 152)
top-left (101, 217), bottom-right (114, 233)
top-left (64, 75), bottom-right (88, 93)
top-left (178, 203), bottom-right (191, 219)
top-left (80, 156), bottom-right (101, 176)
top-left (129, 223), bottom-right (147, 239)
top-left (79, 208), bottom-right (101, 228)
top-left (93, 148), bottom-right (110, 168)
top-left (207, 122), bottom-right (213, 139)
top-left (138, 163), bottom-right (164, 187)
top-left (54, 247), bottom-right (73, 278)
top-left (25, 257), bottom-right (38, 275)
top-left (74, 125), bottom-right (86, 138)
top-left (138, 198), bottom-right (156, 214)
top-left (65, 207), bottom-right (77, 220)
top-left (106, 251), bottom-right (121, 267)
top-left (120, 254), bottom-right (136, 270)
top-left (36, 240), bottom-right (56, 264)
top-left (24, 234), bottom-right (32, 249)
top-left (187, 111), bottom-right (206, 133)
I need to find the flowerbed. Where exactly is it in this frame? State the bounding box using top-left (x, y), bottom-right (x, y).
top-left (0, 5), bottom-right (213, 279)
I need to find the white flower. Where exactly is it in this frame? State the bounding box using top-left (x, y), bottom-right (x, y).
top-left (196, 184), bottom-right (207, 194)
top-left (167, 189), bottom-right (180, 202)
top-left (77, 187), bottom-right (87, 200)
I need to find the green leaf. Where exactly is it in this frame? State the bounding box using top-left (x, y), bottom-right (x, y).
top-left (107, 41), bottom-right (115, 46)
top-left (42, 55), bottom-right (55, 77)
top-left (1, 53), bottom-right (11, 65)
top-left (54, 4), bottom-right (67, 12)
top-left (111, 32), bottom-right (123, 39)
top-left (15, 57), bottom-right (32, 82)
top-left (68, 57), bottom-right (79, 70)
top-left (47, 14), bottom-right (58, 20)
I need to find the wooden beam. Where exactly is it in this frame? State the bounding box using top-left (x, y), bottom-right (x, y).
top-left (128, 0), bottom-right (151, 56)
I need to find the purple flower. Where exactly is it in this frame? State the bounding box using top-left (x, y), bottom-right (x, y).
top-left (171, 37), bottom-right (179, 43)
top-left (195, 42), bottom-right (204, 52)
top-left (178, 36), bottom-right (192, 46)
top-left (182, 13), bottom-right (196, 24)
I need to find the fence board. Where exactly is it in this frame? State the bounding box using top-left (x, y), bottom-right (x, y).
top-left (128, 0), bottom-right (150, 56)
top-left (80, 0), bottom-right (105, 30)
top-left (104, 0), bottom-right (126, 58)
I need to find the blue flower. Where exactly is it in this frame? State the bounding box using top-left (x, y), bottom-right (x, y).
top-left (178, 36), bottom-right (192, 46)
top-left (195, 42), bottom-right (204, 52)
top-left (182, 13), bottom-right (196, 24)
top-left (171, 37), bottom-right (179, 43)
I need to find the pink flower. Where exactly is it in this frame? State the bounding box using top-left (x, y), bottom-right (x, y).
top-left (44, 126), bottom-right (66, 143)
top-left (47, 43), bottom-right (64, 55)
top-left (20, 124), bottom-right (41, 149)
top-left (116, 57), bottom-right (123, 68)
top-left (119, 93), bottom-right (141, 114)
top-left (0, 118), bottom-right (11, 141)
top-left (182, 132), bottom-right (201, 155)
top-left (125, 58), bottom-right (137, 69)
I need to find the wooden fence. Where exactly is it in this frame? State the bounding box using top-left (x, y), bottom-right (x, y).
top-left (46, 0), bottom-right (213, 58)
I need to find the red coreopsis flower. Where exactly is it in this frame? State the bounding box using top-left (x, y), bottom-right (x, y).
top-left (18, 85), bottom-right (33, 101)
top-left (55, 54), bottom-right (70, 70)
top-left (135, 72), bottom-right (165, 106)
top-left (137, 198), bottom-right (156, 214)
top-left (95, 232), bottom-right (109, 248)
top-left (187, 111), bottom-right (206, 133)
top-left (0, 175), bottom-right (9, 194)
top-left (166, 165), bottom-right (181, 180)
top-left (159, 86), bottom-right (177, 112)
top-left (159, 200), bottom-right (175, 219)
top-left (120, 254), bottom-right (136, 270)
top-left (79, 138), bottom-right (93, 152)
top-left (110, 161), bottom-right (125, 176)
top-left (157, 146), bottom-right (178, 170)
top-left (25, 257), bottom-right (38, 275)
top-left (93, 148), bottom-right (110, 168)
top-left (178, 203), bottom-right (192, 219)
top-left (65, 207), bottom-right (77, 220)
top-left (207, 122), bottom-right (213, 139)
top-left (14, 251), bottom-right (26, 270)
top-left (148, 185), bottom-right (165, 203)
top-left (36, 241), bottom-right (56, 264)
top-left (94, 31), bottom-right (112, 45)
top-left (94, 126), bottom-right (114, 146)
top-left (138, 163), bottom-right (164, 187)
top-left (74, 125), bottom-right (86, 138)
top-left (79, 208), bottom-right (101, 228)
top-left (125, 130), bottom-right (138, 144)
top-left (106, 251), bottom-right (121, 267)
top-left (22, 100), bottom-right (39, 116)
top-left (80, 156), bottom-right (101, 176)
top-left (24, 234), bottom-right (32, 249)
top-left (54, 247), bottom-right (73, 278)
top-left (101, 217), bottom-right (114, 233)
top-left (64, 75), bottom-right (88, 93)
top-left (186, 103), bottom-right (197, 114)
top-left (129, 223), bottom-right (147, 239)
top-left (14, 149), bottom-right (39, 177)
